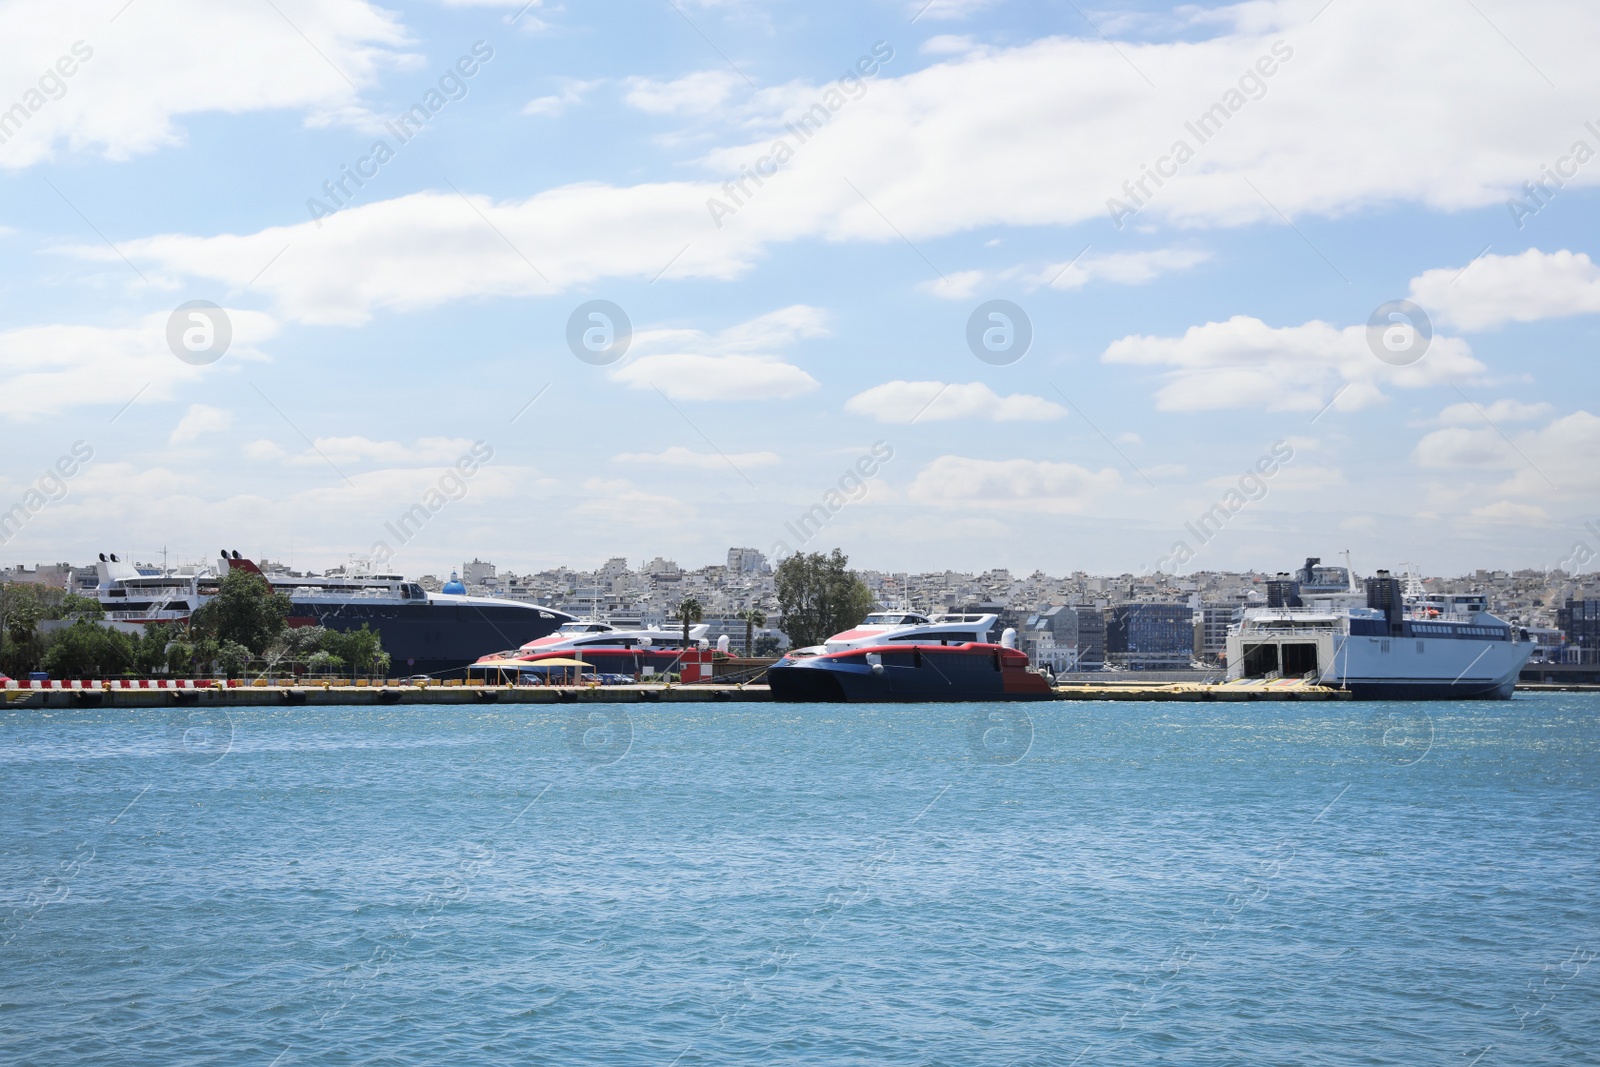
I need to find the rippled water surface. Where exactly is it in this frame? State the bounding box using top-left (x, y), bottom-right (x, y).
top-left (2, 696), bottom-right (1597, 1066)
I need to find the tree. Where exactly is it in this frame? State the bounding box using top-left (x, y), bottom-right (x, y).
top-left (321, 624), bottom-right (386, 677)
top-left (306, 651), bottom-right (344, 676)
top-left (215, 640), bottom-right (252, 679)
top-left (41, 620), bottom-right (134, 678)
top-left (753, 633), bottom-right (781, 657)
top-left (60, 593), bottom-right (105, 621)
top-left (736, 608), bottom-right (766, 657)
top-left (191, 567), bottom-right (290, 655)
top-left (0, 582), bottom-right (49, 676)
top-left (774, 549), bottom-right (877, 649)
top-left (676, 597), bottom-right (704, 648)
top-left (265, 625), bottom-right (327, 676)
top-left (166, 636), bottom-right (219, 676)
top-left (166, 639), bottom-right (196, 676)
top-left (131, 625), bottom-right (173, 675)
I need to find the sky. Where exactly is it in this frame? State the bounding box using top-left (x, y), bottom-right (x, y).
top-left (1, 0), bottom-right (1598, 580)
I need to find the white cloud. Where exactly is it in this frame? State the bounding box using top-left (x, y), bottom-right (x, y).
top-left (1472, 501), bottom-right (1548, 523)
top-left (612, 446), bottom-right (781, 469)
top-left (609, 306), bottom-right (824, 401)
top-left (921, 247), bottom-right (1209, 300)
top-left (920, 35), bottom-right (982, 56)
top-left (611, 354), bottom-right (819, 401)
top-left (0, 0), bottom-right (411, 170)
top-left (1409, 249), bottom-right (1600, 331)
top-left (1102, 315), bottom-right (1485, 412)
top-left (912, 0), bottom-right (1003, 21)
top-left (574, 478), bottom-right (696, 526)
top-left (0, 308), bottom-right (277, 419)
top-left (98, 183), bottom-right (788, 326)
top-left (169, 404), bottom-right (233, 444)
top-left (1042, 248), bottom-right (1211, 290)
top-left (1412, 426), bottom-right (1509, 469)
top-left (921, 270), bottom-right (986, 300)
top-left (1437, 399), bottom-right (1554, 425)
top-left (244, 439), bottom-right (287, 460)
top-left (845, 381), bottom-right (1066, 423)
top-left (908, 456), bottom-right (1122, 513)
top-left (289, 436), bottom-right (476, 466)
top-left (1257, 464), bottom-right (1346, 491)
top-left (522, 78), bottom-right (599, 118)
top-left (623, 70), bottom-right (743, 116)
top-left (1413, 409), bottom-right (1600, 496)
top-left (85, 1), bottom-right (1600, 325)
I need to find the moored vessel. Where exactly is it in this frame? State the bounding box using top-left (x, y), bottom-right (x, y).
top-left (94, 551), bottom-right (572, 676)
top-left (469, 619), bottom-right (717, 681)
top-left (767, 611), bottom-right (1055, 702)
top-left (1225, 558), bottom-right (1532, 699)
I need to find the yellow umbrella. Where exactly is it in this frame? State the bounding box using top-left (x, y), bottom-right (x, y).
top-left (525, 657), bottom-right (595, 686)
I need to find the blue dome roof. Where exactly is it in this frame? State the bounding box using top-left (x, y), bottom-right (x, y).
top-left (442, 570), bottom-right (467, 595)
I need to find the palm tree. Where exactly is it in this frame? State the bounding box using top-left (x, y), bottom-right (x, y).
top-left (677, 597), bottom-right (704, 648)
top-left (737, 608), bottom-right (766, 657)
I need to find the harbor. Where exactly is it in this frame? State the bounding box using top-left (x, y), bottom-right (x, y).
top-left (2, 550), bottom-right (1592, 703)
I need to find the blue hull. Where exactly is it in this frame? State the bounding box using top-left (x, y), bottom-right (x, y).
top-left (294, 600), bottom-right (568, 676)
top-left (767, 658), bottom-right (1053, 703)
top-left (1341, 677), bottom-right (1518, 700)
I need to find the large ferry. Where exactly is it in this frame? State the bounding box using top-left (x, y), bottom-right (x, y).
top-left (1225, 558), bottom-right (1531, 699)
top-left (469, 619), bottom-right (716, 681)
top-left (766, 611), bottom-right (1055, 702)
top-left (94, 551), bottom-right (572, 675)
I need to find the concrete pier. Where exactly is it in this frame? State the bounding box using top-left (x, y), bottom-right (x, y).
top-left (1052, 679), bottom-right (1352, 701)
top-left (4, 682), bottom-right (772, 707)
top-left (2, 677), bottom-right (1363, 706)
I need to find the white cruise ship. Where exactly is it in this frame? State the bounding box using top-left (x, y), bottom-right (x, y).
top-left (93, 550), bottom-right (571, 675)
top-left (1225, 558), bottom-right (1531, 699)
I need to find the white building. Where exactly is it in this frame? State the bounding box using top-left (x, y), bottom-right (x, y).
top-left (463, 558), bottom-right (497, 586)
top-left (726, 547), bottom-right (767, 573)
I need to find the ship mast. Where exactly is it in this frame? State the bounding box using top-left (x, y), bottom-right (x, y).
top-left (1403, 563), bottom-right (1425, 598)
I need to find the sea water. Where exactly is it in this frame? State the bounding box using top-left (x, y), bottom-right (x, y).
top-left (1, 695), bottom-right (1596, 1066)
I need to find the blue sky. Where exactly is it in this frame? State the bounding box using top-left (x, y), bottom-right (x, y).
top-left (2, 0), bottom-right (1598, 579)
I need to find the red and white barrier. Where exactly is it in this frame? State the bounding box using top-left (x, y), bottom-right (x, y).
top-left (8, 678), bottom-right (225, 691)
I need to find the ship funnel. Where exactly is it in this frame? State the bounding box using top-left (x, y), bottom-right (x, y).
top-left (1001, 627), bottom-right (1017, 649)
top-left (98, 553), bottom-right (107, 562)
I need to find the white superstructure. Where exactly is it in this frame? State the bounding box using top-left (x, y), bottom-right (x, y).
top-left (1225, 559), bottom-right (1530, 699)
top-left (819, 612), bottom-right (1001, 653)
